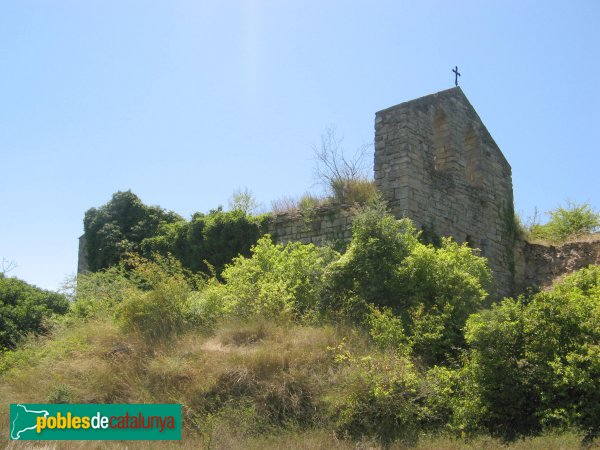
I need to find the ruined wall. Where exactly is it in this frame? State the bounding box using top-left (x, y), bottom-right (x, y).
top-left (77, 234), bottom-right (89, 274)
top-left (515, 238), bottom-right (600, 291)
top-left (374, 87), bottom-right (515, 296)
top-left (77, 88), bottom-right (597, 297)
top-left (267, 205), bottom-right (355, 247)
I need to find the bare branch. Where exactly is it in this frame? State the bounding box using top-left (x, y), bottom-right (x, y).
top-left (312, 126), bottom-right (372, 203)
top-left (1, 258), bottom-right (17, 277)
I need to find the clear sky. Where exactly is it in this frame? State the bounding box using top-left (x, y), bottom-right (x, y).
top-left (1, 1), bottom-right (598, 291)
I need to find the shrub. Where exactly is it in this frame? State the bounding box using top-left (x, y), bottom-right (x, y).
top-left (333, 352), bottom-right (421, 445)
top-left (320, 197), bottom-right (419, 321)
top-left (209, 236), bottom-right (339, 320)
top-left (330, 178), bottom-right (378, 205)
top-left (456, 265), bottom-right (600, 440)
top-left (529, 201), bottom-right (600, 243)
top-left (72, 266), bottom-right (135, 319)
top-left (366, 306), bottom-right (409, 354)
top-left (142, 207), bottom-right (266, 276)
top-left (321, 198), bottom-right (489, 365)
top-left (116, 255), bottom-right (195, 343)
top-left (0, 277), bottom-right (69, 351)
top-left (270, 193), bottom-right (328, 216)
top-left (398, 238), bottom-right (491, 365)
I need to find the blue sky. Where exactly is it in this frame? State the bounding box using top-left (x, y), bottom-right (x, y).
top-left (1, 1), bottom-right (598, 291)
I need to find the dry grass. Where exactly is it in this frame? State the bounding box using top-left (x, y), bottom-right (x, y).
top-left (271, 193), bottom-right (329, 216)
top-left (0, 318), bottom-right (362, 448)
top-left (2, 318), bottom-right (597, 450)
top-left (2, 430), bottom-right (596, 449)
top-left (526, 232), bottom-right (600, 246)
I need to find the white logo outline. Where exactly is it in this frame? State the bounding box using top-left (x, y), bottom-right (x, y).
top-left (10, 404), bottom-right (49, 440)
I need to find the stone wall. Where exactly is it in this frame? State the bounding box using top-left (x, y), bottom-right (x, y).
top-left (374, 87), bottom-right (515, 296)
top-left (267, 205), bottom-right (355, 247)
top-left (77, 87), bottom-right (597, 297)
top-left (515, 238), bottom-right (600, 291)
top-left (77, 234), bottom-right (89, 274)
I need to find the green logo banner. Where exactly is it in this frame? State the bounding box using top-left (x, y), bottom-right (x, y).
top-left (10, 404), bottom-right (181, 440)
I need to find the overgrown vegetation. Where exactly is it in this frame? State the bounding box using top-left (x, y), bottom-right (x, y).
top-left (526, 201), bottom-right (600, 244)
top-left (84, 191), bottom-right (268, 277)
top-left (83, 190), bottom-right (183, 271)
top-left (3, 196), bottom-right (600, 448)
top-left (0, 276), bottom-right (68, 351)
top-left (270, 126), bottom-right (377, 216)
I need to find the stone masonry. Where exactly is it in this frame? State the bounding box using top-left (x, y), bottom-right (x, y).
top-left (80, 87), bottom-right (596, 297)
top-left (267, 205), bottom-right (355, 247)
top-left (374, 87), bottom-right (516, 296)
top-left (515, 238), bottom-right (600, 292)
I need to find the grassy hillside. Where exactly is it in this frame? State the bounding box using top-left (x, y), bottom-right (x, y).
top-left (0, 319), bottom-right (594, 449)
top-left (2, 201), bottom-right (599, 448)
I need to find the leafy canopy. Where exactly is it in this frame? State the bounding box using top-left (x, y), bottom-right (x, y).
top-left (0, 277), bottom-right (69, 351)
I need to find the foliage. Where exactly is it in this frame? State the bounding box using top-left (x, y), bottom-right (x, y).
top-left (397, 238), bottom-right (491, 365)
top-left (321, 197), bottom-right (489, 365)
top-left (85, 191), bottom-right (266, 278)
top-left (366, 306), bottom-right (409, 354)
top-left (71, 266), bottom-right (135, 319)
top-left (229, 187), bottom-right (259, 215)
top-left (320, 197), bottom-right (419, 321)
top-left (529, 201), bottom-right (600, 243)
top-left (456, 265), bottom-right (600, 440)
top-left (116, 254), bottom-right (197, 343)
top-left (195, 236), bottom-right (339, 321)
top-left (333, 351), bottom-right (422, 445)
top-left (270, 193), bottom-right (328, 216)
top-left (83, 191), bottom-right (183, 271)
top-left (141, 207), bottom-right (267, 276)
top-left (0, 277), bottom-right (69, 351)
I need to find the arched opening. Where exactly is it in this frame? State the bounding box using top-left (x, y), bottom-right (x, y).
top-left (464, 128), bottom-right (483, 186)
top-left (433, 109), bottom-right (450, 171)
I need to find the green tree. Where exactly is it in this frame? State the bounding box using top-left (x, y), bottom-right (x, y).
top-left (229, 187), bottom-right (259, 215)
top-left (84, 191), bottom-right (183, 271)
top-left (0, 277), bottom-right (69, 350)
top-left (321, 197), bottom-right (489, 365)
top-left (398, 238), bottom-right (491, 365)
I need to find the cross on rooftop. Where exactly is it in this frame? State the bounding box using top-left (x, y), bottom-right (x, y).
top-left (452, 66), bottom-right (461, 86)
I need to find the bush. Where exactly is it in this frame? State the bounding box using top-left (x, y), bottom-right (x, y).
top-left (0, 277), bottom-right (69, 351)
top-left (529, 201), bottom-right (600, 243)
top-left (398, 238), bottom-right (491, 365)
top-left (455, 265), bottom-right (600, 440)
top-left (116, 255), bottom-right (195, 343)
top-left (320, 197), bottom-right (419, 321)
top-left (366, 306), bottom-right (409, 354)
top-left (321, 198), bottom-right (490, 365)
top-left (330, 178), bottom-right (378, 205)
top-left (333, 352), bottom-right (421, 445)
top-left (201, 236), bottom-right (339, 321)
top-left (72, 266), bottom-right (135, 319)
top-left (142, 207), bottom-right (267, 276)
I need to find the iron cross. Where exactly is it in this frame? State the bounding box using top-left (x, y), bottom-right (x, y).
top-left (452, 66), bottom-right (461, 86)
